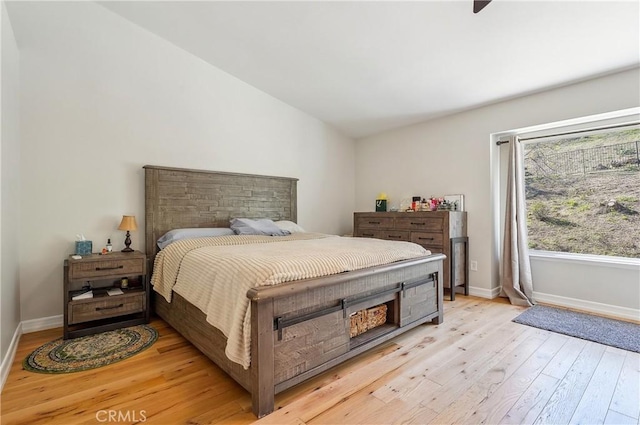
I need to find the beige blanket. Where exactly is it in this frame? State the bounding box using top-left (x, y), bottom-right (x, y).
top-left (151, 233), bottom-right (430, 368)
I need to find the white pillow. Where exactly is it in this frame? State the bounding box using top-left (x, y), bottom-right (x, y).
top-left (274, 220), bottom-right (306, 233)
top-left (230, 218), bottom-right (290, 236)
top-left (157, 228), bottom-right (235, 249)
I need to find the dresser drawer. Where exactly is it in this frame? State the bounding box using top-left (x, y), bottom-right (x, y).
top-left (70, 257), bottom-right (145, 280)
top-left (378, 231), bottom-right (410, 241)
top-left (68, 292), bottom-right (146, 325)
top-left (395, 216), bottom-right (444, 231)
top-left (411, 232), bottom-right (444, 247)
top-left (354, 230), bottom-right (410, 241)
top-left (355, 216), bottom-right (395, 229)
top-left (355, 230), bottom-right (385, 239)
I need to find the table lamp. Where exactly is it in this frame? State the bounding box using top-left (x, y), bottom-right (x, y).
top-left (118, 215), bottom-right (138, 252)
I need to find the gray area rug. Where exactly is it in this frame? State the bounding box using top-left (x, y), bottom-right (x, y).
top-left (513, 305), bottom-right (639, 353)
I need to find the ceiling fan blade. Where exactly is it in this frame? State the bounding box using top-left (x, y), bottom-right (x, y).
top-left (473, 0), bottom-right (492, 13)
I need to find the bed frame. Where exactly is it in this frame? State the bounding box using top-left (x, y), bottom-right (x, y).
top-left (144, 165), bottom-right (445, 417)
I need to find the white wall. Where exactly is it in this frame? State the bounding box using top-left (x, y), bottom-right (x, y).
top-left (8, 2), bottom-right (355, 322)
top-left (356, 68), bottom-right (640, 317)
top-left (530, 256), bottom-right (639, 320)
top-left (1, 0), bottom-right (21, 374)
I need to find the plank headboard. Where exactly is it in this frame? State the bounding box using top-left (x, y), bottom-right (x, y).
top-left (144, 165), bottom-right (298, 264)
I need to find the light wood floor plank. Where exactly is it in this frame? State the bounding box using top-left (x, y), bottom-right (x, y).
top-left (371, 300), bottom-right (526, 403)
top-left (534, 342), bottom-right (607, 425)
top-left (307, 380), bottom-right (387, 424)
top-left (604, 410), bottom-right (638, 425)
top-left (428, 334), bottom-right (551, 424)
top-left (391, 403), bottom-right (439, 425)
top-left (610, 350), bottom-right (640, 420)
top-left (367, 398), bottom-right (439, 425)
top-left (425, 305), bottom-right (531, 386)
top-left (499, 372), bottom-right (560, 425)
top-left (540, 336), bottom-right (587, 380)
top-left (2, 296), bottom-right (636, 425)
top-left (466, 332), bottom-right (568, 424)
top-left (420, 324), bottom-right (542, 414)
top-left (569, 347), bottom-right (627, 424)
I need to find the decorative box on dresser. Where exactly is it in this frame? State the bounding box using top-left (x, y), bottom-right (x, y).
top-left (354, 211), bottom-right (468, 300)
top-left (63, 250), bottom-right (150, 339)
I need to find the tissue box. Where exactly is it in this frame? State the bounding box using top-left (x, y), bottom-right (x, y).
top-left (75, 240), bottom-right (93, 255)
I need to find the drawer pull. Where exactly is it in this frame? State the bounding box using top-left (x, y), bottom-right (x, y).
top-left (96, 304), bottom-right (124, 311)
top-left (95, 265), bottom-right (124, 271)
top-left (362, 233), bottom-right (374, 237)
top-left (419, 237), bottom-right (435, 241)
top-left (411, 222), bottom-right (426, 225)
top-left (388, 235), bottom-right (402, 239)
top-left (368, 221), bottom-right (381, 225)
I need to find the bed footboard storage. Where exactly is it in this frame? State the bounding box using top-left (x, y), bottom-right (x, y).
top-left (248, 254), bottom-right (445, 417)
top-left (400, 275), bottom-right (438, 326)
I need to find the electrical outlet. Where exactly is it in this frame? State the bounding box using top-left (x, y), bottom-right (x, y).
top-left (470, 260), bottom-right (478, 271)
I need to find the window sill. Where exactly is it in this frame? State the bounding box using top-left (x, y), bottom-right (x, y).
top-left (530, 250), bottom-right (640, 270)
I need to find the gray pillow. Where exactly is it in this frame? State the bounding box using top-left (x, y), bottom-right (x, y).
top-left (157, 228), bottom-right (235, 249)
top-left (230, 218), bottom-right (291, 236)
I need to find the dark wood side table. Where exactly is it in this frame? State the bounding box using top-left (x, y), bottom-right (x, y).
top-left (63, 250), bottom-right (149, 339)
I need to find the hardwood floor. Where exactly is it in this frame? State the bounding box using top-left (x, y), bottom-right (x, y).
top-left (1, 296), bottom-right (638, 424)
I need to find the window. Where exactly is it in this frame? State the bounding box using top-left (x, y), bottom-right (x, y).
top-left (522, 125), bottom-right (639, 259)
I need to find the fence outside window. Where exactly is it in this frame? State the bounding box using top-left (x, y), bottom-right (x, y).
top-left (525, 141), bottom-right (640, 177)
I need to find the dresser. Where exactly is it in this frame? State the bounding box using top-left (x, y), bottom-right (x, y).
top-left (354, 211), bottom-right (468, 300)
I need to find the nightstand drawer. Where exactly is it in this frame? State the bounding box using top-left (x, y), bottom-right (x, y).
top-left (70, 257), bottom-right (144, 280)
top-left (68, 292), bottom-right (145, 325)
top-left (411, 232), bottom-right (444, 247)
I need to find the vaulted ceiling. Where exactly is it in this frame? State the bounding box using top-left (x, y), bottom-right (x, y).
top-left (18, 1), bottom-right (640, 138)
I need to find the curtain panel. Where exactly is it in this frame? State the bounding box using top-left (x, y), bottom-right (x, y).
top-left (500, 136), bottom-right (535, 307)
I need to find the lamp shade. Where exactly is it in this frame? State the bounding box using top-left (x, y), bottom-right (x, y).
top-left (118, 215), bottom-right (138, 231)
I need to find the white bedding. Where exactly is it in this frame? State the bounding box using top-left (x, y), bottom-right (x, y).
top-left (151, 233), bottom-right (430, 368)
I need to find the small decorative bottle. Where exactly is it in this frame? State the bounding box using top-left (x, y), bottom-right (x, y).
top-left (106, 238), bottom-right (112, 252)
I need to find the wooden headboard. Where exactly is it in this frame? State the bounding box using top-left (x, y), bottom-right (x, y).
top-left (144, 165), bottom-right (298, 263)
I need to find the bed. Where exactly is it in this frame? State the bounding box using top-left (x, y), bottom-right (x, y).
top-left (144, 165), bottom-right (445, 417)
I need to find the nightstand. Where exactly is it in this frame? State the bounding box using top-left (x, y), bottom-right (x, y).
top-left (63, 250), bottom-right (150, 339)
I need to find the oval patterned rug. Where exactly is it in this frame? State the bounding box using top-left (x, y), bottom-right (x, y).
top-left (23, 325), bottom-right (158, 374)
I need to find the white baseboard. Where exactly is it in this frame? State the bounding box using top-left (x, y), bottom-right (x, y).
top-left (468, 285), bottom-right (501, 299)
top-left (1, 323), bottom-right (22, 392)
top-left (466, 287), bottom-right (638, 321)
top-left (2, 315), bottom-right (63, 392)
top-left (21, 315), bottom-right (63, 334)
top-left (533, 291), bottom-right (640, 322)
